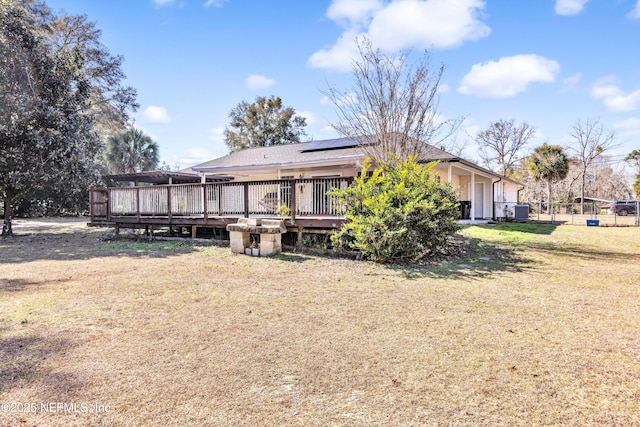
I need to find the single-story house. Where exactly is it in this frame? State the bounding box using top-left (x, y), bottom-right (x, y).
top-left (88, 137), bottom-right (523, 234)
top-left (184, 137), bottom-right (522, 222)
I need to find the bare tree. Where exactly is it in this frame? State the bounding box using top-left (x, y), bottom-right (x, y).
top-left (324, 37), bottom-right (462, 164)
top-left (568, 118), bottom-right (616, 213)
top-left (476, 119), bottom-right (535, 176)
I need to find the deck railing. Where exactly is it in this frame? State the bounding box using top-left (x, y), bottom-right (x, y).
top-left (90, 177), bottom-right (353, 223)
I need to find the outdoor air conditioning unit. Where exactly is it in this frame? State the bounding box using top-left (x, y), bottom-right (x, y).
top-left (514, 204), bottom-right (529, 220)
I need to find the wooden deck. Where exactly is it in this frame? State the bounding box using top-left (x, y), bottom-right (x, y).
top-left (89, 177), bottom-right (352, 234)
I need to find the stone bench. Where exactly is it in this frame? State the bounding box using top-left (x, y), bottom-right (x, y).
top-left (226, 218), bottom-right (287, 257)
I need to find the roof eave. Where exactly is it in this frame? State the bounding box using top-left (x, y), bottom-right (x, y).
top-left (192, 155), bottom-right (363, 174)
top-left (426, 158), bottom-right (524, 186)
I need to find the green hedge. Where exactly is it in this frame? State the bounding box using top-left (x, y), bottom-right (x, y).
top-left (329, 156), bottom-right (460, 262)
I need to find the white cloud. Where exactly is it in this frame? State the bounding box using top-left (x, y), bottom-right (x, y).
top-left (203, 0), bottom-right (226, 6)
top-left (458, 54), bottom-right (560, 98)
top-left (609, 91), bottom-right (640, 112)
top-left (208, 127), bottom-right (225, 143)
top-left (309, 0), bottom-right (490, 71)
top-left (152, 0), bottom-right (176, 6)
top-left (438, 83), bottom-right (451, 93)
top-left (172, 129), bottom-right (228, 169)
top-left (173, 147), bottom-right (218, 169)
top-left (628, 1), bottom-right (640, 19)
top-left (246, 74), bottom-right (275, 90)
top-left (327, 0), bottom-right (383, 28)
top-left (142, 106), bottom-right (172, 123)
top-left (590, 76), bottom-right (619, 98)
top-left (367, 0), bottom-right (490, 51)
top-left (308, 30), bottom-right (363, 72)
top-left (613, 117), bottom-right (640, 135)
top-left (297, 111), bottom-right (318, 126)
top-left (555, 0), bottom-right (589, 15)
top-left (562, 73), bottom-right (581, 89)
top-left (591, 78), bottom-right (640, 112)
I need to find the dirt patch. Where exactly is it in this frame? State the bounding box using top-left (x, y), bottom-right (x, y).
top-left (10, 217), bottom-right (90, 233)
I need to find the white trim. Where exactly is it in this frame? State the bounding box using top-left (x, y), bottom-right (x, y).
top-left (445, 162), bottom-right (496, 180)
top-left (471, 173), bottom-right (476, 221)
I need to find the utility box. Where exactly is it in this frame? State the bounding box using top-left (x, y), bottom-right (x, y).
top-left (514, 204), bottom-right (529, 220)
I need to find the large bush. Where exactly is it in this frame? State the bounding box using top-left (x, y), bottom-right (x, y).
top-left (330, 156), bottom-right (460, 262)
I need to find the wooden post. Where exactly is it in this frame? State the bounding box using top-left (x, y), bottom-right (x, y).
top-left (167, 185), bottom-right (172, 224)
top-left (106, 189), bottom-right (111, 222)
top-left (203, 184), bottom-right (208, 222)
top-left (136, 187), bottom-right (141, 221)
top-left (89, 190), bottom-right (94, 222)
top-left (290, 179), bottom-right (297, 224)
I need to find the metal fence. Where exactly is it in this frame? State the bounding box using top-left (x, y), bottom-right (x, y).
top-left (495, 201), bottom-right (640, 226)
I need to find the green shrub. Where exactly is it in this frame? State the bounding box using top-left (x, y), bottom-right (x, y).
top-left (329, 156), bottom-right (460, 262)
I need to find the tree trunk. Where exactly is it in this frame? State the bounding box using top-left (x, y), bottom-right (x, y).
top-left (2, 198), bottom-right (13, 237)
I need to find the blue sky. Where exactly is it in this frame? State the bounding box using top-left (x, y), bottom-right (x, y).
top-left (45, 0), bottom-right (640, 174)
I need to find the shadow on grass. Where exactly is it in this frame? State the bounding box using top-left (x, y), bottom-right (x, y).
top-left (478, 222), bottom-right (562, 235)
top-left (0, 327), bottom-right (81, 398)
top-left (270, 252), bottom-right (316, 263)
top-left (528, 241), bottom-right (640, 262)
top-left (0, 230), bottom-right (206, 264)
top-left (387, 234), bottom-right (535, 280)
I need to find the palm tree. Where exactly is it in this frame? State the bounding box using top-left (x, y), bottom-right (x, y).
top-left (527, 143), bottom-right (569, 214)
top-left (104, 127), bottom-right (159, 174)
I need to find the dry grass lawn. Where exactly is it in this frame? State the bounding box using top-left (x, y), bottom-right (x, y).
top-left (1, 218), bottom-right (639, 426)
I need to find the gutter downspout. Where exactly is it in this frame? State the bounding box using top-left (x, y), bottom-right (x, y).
top-left (517, 186), bottom-right (524, 203)
top-left (492, 177), bottom-right (502, 221)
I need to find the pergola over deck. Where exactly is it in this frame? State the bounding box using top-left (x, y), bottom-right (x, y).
top-left (103, 170), bottom-right (234, 186)
top-left (89, 171), bottom-right (352, 234)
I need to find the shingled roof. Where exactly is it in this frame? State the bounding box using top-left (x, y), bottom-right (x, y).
top-left (186, 137), bottom-right (458, 173)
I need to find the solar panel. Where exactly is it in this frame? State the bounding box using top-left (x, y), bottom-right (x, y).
top-left (299, 137), bottom-right (364, 152)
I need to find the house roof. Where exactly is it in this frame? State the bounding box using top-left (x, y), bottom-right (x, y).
top-left (185, 136), bottom-right (522, 186)
top-left (186, 137), bottom-right (457, 173)
top-left (185, 138), bottom-right (361, 173)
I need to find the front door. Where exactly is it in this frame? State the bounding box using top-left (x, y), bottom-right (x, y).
top-left (474, 183), bottom-right (484, 218)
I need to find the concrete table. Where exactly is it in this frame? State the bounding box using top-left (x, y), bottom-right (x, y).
top-left (226, 218), bottom-right (287, 256)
